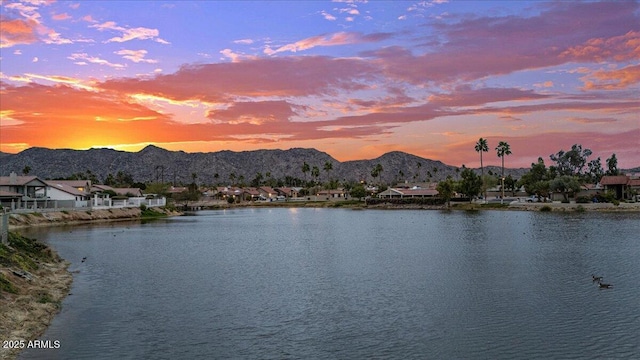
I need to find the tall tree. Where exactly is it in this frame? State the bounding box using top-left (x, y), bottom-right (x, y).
top-left (22, 165), bottom-right (31, 176)
top-left (436, 177), bottom-right (455, 208)
top-left (458, 166), bottom-right (482, 202)
top-left (518, 157), bottom-right (551, 198)
top-left (587, 157), bottom-right (604, 184)
top-left (549, 144), bottom-right (592, 177)
top-left (323, 161), bottom-right (333, 183)
top-left (311, 165), bottom-right (320, 184)
top-left (302, 162), bottom-right (310, 182)
top-left (606, 153), bottom-right (619, 176)
top-left (475, 138), bottom-right (489, 201)
top-left (550, 175), bottom-right (582, 202)
top-left (496, 141), bottom-right (512, 203)
top-left (371, 163), bottom-right (383, 184)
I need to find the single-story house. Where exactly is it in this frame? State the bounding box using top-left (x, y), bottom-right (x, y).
top-left (377, 187), bottom-right (439, 198)
top-left (258, 187), bottom-right (278, 199)
top-left (317, 189), bottom-right (346, 199)
top-left (241, 187), bottom-right (262, 201)
top-left (275, 187), bottom-right (301, 198)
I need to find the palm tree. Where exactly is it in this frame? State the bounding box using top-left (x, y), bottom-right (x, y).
top-left (302, 162), bottom-right (310, 183)
top-left (475, 138), bottom-right (489, 202)
top-left (323, 161), bottom-right (333, 184)
top-left (496, 141), bottom-right (512, 203)
top-left (371, 163), bottom-right (383, 184)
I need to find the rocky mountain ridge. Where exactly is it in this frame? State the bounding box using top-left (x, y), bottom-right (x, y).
top-left (1, 145), bottom-right (528, 185)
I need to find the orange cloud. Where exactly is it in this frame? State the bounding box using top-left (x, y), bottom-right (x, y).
top-left (560, 31), bottom-right (640, 62)
top-left (582, 64), bottom-right (640, 90)
top-left (0, 17), bottom-right (39, 47)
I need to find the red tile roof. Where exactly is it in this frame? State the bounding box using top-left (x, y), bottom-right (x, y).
top-left (600, 175), bottom-right (629, 185)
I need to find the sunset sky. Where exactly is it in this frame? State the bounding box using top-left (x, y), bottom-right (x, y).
top-left (1, 0), bottom-right (639, 169)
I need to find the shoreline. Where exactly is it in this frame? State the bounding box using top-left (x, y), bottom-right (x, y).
top-left (2, 207), bottom-right (180, 360)
top-left (187, 199), bottom-right (640, 212)
top-left (0, 234), bottom-right (72, 360)
top-left (7, 207), bottom-right (182, 231)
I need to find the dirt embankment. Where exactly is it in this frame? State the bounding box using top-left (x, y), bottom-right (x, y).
top-left (0, 233), bottom-right (72, 360)
top-left (8, 207), bottom-right (181, 230)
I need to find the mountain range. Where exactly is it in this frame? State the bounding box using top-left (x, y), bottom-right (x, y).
top-left (0, 145), bottom-right (534, 186)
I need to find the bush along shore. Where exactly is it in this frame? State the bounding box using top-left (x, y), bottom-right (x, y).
top-left (0, 232), bottom-right (72, 360)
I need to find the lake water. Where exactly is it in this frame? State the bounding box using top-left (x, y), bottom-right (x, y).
top-left (18, 208), bottom-right (640, 359)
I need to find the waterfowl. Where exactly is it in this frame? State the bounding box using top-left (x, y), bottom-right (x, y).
top-left (592, 274), bottom-right (603, 282)
top-left (598, 282), bottom-right (612, 289)
top-left (81, 257), bottom-right (87, 263)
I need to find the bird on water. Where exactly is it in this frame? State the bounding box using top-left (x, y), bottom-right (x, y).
top-left (598, 282), bottom-right (613, 289)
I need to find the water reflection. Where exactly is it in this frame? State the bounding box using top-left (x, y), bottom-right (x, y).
top-left (19, 209), bottom-right (640, 359)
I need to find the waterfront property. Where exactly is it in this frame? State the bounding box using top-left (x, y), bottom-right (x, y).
top-left (0, 172), bottom-right (166, 212)
top-left (600, 175), bottom-right (640, 201)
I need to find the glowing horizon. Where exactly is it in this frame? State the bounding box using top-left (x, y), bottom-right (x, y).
top-left (1, 1), bottom-right (639, 169)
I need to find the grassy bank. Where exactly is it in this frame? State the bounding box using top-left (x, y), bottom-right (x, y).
top-left (0, 232), bottom-right (72, 360)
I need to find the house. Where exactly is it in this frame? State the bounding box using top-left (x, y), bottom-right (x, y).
top-left (317, 189), bottom-right (346, 199)
top-left (0, 172), bottom-right (48, 209)
top-left (257, 186), bottom-right (277, 199)
top-left (241, 187), bottom-right (262, 201)
top-left (600, 175), bottom-right (639, 200)
top-left (575, 183), bottom-right (604, 199)
top-left (275, 187), bottom-right (301, 198)
top-left (214, 186), bottom-right (243, 200)
top-left (0, 172), bottom-right (48, 199)
top-left (39, 180), bottom-right (92, 208)
top-left (377, 187), bottom-right (439, 198)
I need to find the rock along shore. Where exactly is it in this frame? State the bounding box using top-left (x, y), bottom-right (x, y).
top-left (7, 207), bottom-right (182, 230)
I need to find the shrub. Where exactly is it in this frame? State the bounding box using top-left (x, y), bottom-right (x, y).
top-left (540, 205), bottom-right (552, 212)
top-left (139, 204), bottom-right (147, 211)
top-left (0, 273), bottom-right (19, 294)
top-left (227, 196), bottom-right (235, 204)
top-left (575, 205), bottom-right (585, 212)
top-left (575, 196), bottom-right (591, 204)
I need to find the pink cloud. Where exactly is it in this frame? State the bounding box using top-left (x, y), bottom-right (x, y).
top-left (51, 12), bottom-right (71, 21)
top-left (266, 31), bottom-right (392, 55)
top-left (90, 21), bottom-right (169, 44)
top-left (100, 56), bottom-right (379, 102)
top-left (366, 1), bottom-right (640, 84)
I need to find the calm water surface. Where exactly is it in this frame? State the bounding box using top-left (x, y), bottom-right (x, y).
top-left (18, 209), bottom-right (640, 359)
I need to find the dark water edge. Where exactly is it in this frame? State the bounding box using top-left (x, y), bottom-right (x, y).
top-left (18, 209), bottom-right (640, 359)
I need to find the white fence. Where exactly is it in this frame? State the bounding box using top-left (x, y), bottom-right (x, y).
top-left (4, 196), bottom-right (166, 213)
